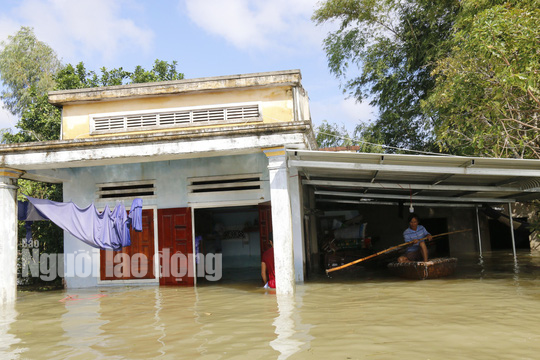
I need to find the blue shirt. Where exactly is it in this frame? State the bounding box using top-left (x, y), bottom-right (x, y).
top-left (403, 225), bottom-right (430, 253)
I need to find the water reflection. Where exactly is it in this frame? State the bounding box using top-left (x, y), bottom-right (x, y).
top-left (152, 287), bottom-right (166, 357)
top-left (0, 303), bottom-right (21, 359)
top-left (2, 250), bottom-right (540, 359)
top-left (513, 258), bottom-right (521, 290)
top-left (6, 291), bottom-right (68, 359)
top-left (477, 253), bottom-right (484, 278)
top-left (271, 288), bottom-right (314, 360)
top-left (96, 286), bottom-right (202, 358)
top-left (59, 290), bottom-right (108, 358)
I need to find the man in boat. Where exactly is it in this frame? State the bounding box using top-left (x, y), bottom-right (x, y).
top-left (261, 239), bottom-right (276, 289)
top-left (398, 213), bottom-right (433, 263)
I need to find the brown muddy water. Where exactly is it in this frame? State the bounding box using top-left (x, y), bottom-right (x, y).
top-left (2, 250), bottom-right (540, 360)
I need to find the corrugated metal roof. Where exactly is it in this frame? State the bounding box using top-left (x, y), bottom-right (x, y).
top-left (287, 150), bottom-right (540, 205)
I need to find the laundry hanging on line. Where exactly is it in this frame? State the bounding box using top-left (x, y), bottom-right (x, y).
top-left (19, 196), bottom-right (143, 251)
top-left (18, 200), bottom-right (49, 222)
top-left (18, 200), bottom-right (50, 244)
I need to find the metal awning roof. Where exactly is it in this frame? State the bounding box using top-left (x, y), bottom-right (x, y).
top-left (287, 150), bottom-right (540, 207)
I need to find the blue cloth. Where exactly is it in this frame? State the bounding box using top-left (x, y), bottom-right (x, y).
top-left (24, 196), bottom-right (143, 251)
top-left (128, 198), bottom-right (143, 232)
top-left (18, 200), bottom-right (49, 245)
top-left (403, 225), bottom-right (430, 253)
top-left (18, 200), bottom-right (49, 221)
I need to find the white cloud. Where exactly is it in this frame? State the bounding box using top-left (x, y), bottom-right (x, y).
top-left (310, 97), bottom-right (377, 134)
top-left (183, 0), bottom-right (324, 52)
top-left (2, 0), bottom-right (154, 64)
top-left (0, 16), bottom-right (20, 44)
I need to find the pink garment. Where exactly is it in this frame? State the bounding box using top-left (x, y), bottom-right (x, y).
top-left (262, 247), bottom-right (276, 288)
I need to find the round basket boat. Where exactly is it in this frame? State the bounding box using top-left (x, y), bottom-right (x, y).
top-left (387, 257), bottom-right (457, 280)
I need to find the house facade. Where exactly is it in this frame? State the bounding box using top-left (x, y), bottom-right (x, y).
top-left (0, 70), bottom-right (316, 302)
top-left (2, 69), bottom-right (540, 305)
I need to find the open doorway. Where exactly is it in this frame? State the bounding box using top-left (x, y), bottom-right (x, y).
top-left (489, 219), bottom-right (531, 250)
top-left (422, 218), bottom-right (450, 257)
top-left (194, 205), bottom-right (263, 285)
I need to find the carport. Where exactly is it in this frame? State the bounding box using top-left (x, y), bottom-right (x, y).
top-left (288, 150), bottom-right (540, 266)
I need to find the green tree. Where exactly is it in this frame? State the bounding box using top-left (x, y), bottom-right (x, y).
top-left (0, 26), bottom-right (185, 287)
top-left (313, 0), bottom-right (461, 151)
top-left (353, 122), bottom-right (394, 153)
top-left (315, 120), bottom-right (353, 148)
top-left (54, 62), bottom-right (121, 90)
top-left (426, 0), bottom-right (540, 158)
top-left (0, 27), bottom-right (61, 116)
top-left (131, 59), bottom-right (184, 83)
top-left (2, 59), bottom-right (183, 144)
top-left (17, 180), bottom-right (63, 288)
top-left (55, 60), bottom-right (183, 90)
top-left (2, 89), bottom-right (61, 143)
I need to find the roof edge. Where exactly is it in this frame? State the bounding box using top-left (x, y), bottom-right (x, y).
top-left (0, 120), bottom-right (314, 154)
top-left (48, 69), bottom-right (303, 105)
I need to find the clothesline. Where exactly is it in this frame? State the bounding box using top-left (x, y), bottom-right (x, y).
top-left (18, 196), bottom-right (143, 251)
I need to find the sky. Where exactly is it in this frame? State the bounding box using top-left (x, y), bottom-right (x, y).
top-left (0, 0), bottom-right (377, 134)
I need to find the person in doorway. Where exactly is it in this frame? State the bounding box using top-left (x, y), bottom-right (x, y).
top-left (398, 213), bottom-right (433, 263)
top-left (261, 240), bottom-right (276, 289)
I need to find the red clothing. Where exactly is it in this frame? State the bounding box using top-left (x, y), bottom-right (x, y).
top-left (262, 247), bottom-right (276, 288)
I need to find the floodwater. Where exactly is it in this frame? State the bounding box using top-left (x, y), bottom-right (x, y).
top-left (2, 250), bottom-right (540, 360)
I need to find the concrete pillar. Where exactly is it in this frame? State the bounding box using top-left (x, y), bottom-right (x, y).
top-left (307, 187), bottom-right (319, 270)
top-left (508, 203), bottom-right (517, 259)
top-left (475, 206), bottom-right (483, 257)
top-left (264, 147), bottom-right (295, 295)
top-left (0, 168), bottom-right (24, 304)
top-left (288, 167), bottom-right (305, 283)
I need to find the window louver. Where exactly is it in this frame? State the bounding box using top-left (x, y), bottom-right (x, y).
top-left (91, 103), bottom-right (260, 134)
top-left (96, 180), bottom-right (156, 200)
top-left (188, 174), bottom-right (262, 194)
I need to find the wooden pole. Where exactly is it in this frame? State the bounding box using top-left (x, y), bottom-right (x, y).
top-left (326, 229), bottom-right (471, 274)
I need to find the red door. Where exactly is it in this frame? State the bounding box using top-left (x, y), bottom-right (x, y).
top-left (259, 202), bottom-right (272, 257)
top-left (100, 209), bottom-right (155, 280)
top-left (158, 207), bottom-right (194, 286)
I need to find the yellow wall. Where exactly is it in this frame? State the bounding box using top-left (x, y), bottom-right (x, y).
top-left (62, 86), bottom-right (295, 139)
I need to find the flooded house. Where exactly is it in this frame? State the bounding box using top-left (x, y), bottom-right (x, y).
top-left (1, 70), bottom-right (315, 302)
top-left (2, 69), bottom-right (540, 304)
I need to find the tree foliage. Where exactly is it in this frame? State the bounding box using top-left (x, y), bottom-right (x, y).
top-left (131, 59), bottom-right (184, 83)
top-left (315, 120), bottom-right (353, 148)
top-left (0, 27), bottom-right (184, 144)
top-left (0, 26), bottom-right (185, 286)
top-left (313, 0), bottom-right (461, 151)
top-left (426, 0), bottom-right (540, 158)
top-left (314, 0), bottom-right (540, 159)
top-left (16, 179), bottom-right (64, 288)
top-left (55, 59), bottom-right (184, 90)
top-left (0, 26), bottom-right (61, 116)
top-left (353, 121), bottom-right (396, 153)
top-left (1, 90), bottom-right (61, 143)
top-left (315, 120), bottom-right (389, 153)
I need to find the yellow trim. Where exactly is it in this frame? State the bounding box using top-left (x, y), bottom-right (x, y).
top-left (262, 146), bottom-right (286, 157)
top-left (264, 151), bottom-right (286, 157)
top-left (262, 146), bottom-right (285, 152)
top-left (0, 168), bottom-right (24, 178)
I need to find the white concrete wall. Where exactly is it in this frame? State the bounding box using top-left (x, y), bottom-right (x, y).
top-left (61, 152), bottom-right (271, 288)
top-left (266, 154), bottom-right (295, 294)
top-left (289, 167), bottom-right (305, 283)
top-left (212, 209), bottom-right (261, 268)
top-left (0, 172), bottom-right (22, 303)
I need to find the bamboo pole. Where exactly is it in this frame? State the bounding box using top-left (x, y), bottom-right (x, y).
top-left (326, 229), bottom-right (471, 274)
